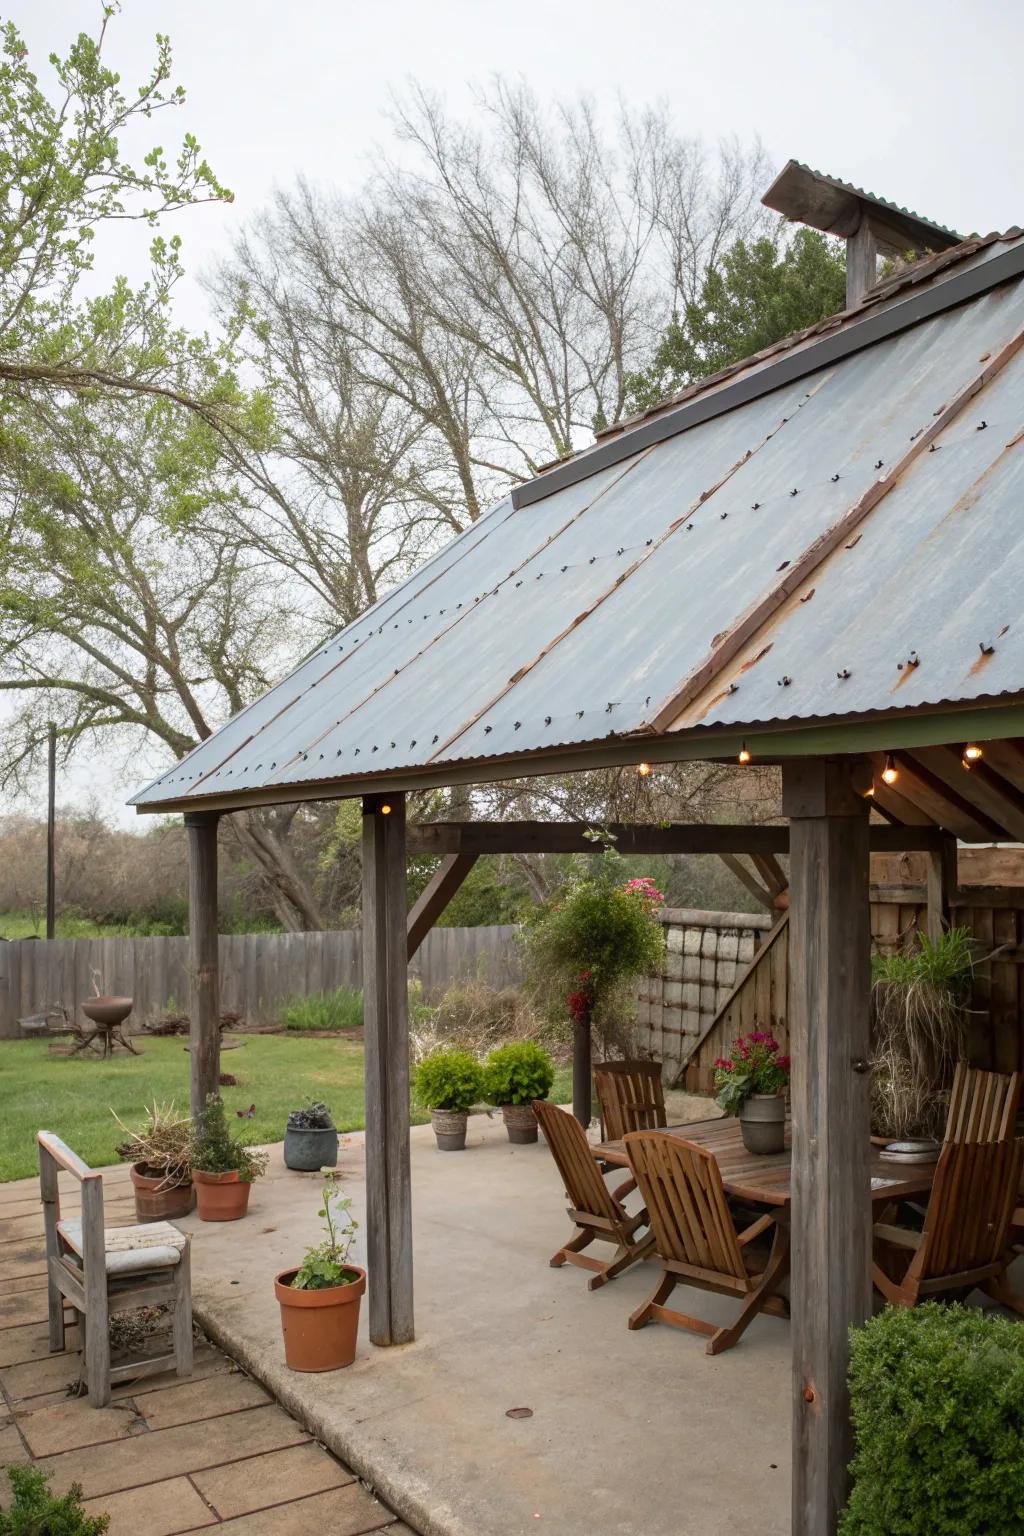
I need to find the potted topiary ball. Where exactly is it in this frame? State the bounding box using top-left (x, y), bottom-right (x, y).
top-left (414, 1049), bottom-right (484, 1150)
top-left (284, 1100), bottom-right (339, 1171)
top-left (274, 1170), bottom-right (365, 1371)
top-left (483, 1041), bottom-right (555, 1144)
top-left (190, 1095), bottom-right (269, 1220)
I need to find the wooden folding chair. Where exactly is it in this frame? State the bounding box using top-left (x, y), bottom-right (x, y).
top-left (944, 1063), bottom-right (1021, 1142)
top-left (872, 1136), bottom-right (1024, 1310)
top-left (594, 1060), bottom-right (667, 1139)
top-left (624, 1130), bottom-right (790, 1355)
top-left (39, 1132), bottom-right (193, 1407)
top-left (533, 1100), bottom-right (654, 1290)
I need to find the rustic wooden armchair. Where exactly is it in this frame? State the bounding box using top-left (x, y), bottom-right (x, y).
top-left (944, 1063), bottom-right (1021, 1142)
top-left (624, 1130), bottom-right (789, 1355)
top-left (39, 1131), bottom-right (193, 1407)
top-left (872, 1136), bottom-right (1024, 1311)
top-left (533, 1100), bottom-right (654, 1290)
top-left (593, 1059), bottom-right (668, 1198)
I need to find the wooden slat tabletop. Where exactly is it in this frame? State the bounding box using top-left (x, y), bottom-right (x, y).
top-left (595, 1117), bottom-right (936, 1208)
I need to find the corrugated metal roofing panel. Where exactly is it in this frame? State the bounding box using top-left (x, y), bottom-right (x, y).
top-left (132, 238), bottom-right (1024, 810)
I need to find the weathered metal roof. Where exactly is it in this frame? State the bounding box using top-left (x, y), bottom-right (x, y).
top-left (132, 231), bottom-right (1024, 814)
top-left (762, 159), bottom-right (963, 251)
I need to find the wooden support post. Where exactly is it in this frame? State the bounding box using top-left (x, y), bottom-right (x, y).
top-left (407, 853), bottom-right (478, 959)
top-left (846, 218), bottom-right (878, 307)
top-left (925, 832), bottom-right (957, 942)
top-left (185, 811), bottom-right (221, 1119)
top-left (362, 792), bottom-right (414, 1346)
top-left (573, 1009), bottom-right (592, 1127)
top-left (782, 758), bottom-right (873, 1536)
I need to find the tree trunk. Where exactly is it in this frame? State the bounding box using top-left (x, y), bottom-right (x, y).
top-left (230, 809), bottom-right (325, 931)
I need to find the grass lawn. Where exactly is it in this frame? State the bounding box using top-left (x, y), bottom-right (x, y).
top-left (0, 1037), bottom-right (572, 1182)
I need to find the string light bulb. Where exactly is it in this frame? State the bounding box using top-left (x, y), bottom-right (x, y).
top-left (881, 754), bottom-right (899, 786)
top-left (379, 802), bottom-right (393, 816)
top-left (636, 762), bottom-right (652, 777)
top-left (963, 742), bottom-right (983, 762)
top-left (738, 743), bottom-right (751, 765)
top-left (864, 785), bottom-right (875, 798)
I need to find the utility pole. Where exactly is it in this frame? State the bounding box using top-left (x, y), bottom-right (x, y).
top-left (46, 722), bottom-right (56, 940)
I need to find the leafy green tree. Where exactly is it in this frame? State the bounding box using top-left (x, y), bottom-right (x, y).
top-left (0, 9), bottom-right (230, 401)
top-left (626, 227), bottom-right (846, 413)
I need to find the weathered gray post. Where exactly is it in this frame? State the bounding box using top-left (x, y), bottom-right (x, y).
top-left (782, 758), bottom-right (872, 1536)
top-left (185, 811), bottom-right (221, 1118)
top-left (362, 791), bottom-right (414, 1345)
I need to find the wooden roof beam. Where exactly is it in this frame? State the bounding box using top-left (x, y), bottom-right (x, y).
top-left (891, 752), bottom-right (1003, 841)
top-left (406, 820), bottom-right (956, 857)
top-left (911, 745), bottom-right (1024, 842)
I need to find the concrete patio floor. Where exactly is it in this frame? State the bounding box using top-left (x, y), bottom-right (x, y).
top-left (182, 1103), bottom-right (792, 1536)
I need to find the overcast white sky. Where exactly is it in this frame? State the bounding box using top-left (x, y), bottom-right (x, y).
top-left (6, 0), bottom-right (1024, 825)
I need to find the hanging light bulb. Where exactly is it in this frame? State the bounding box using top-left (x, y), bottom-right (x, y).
top-left (881, 754), bottom-right (899, 786)
top-left (963, 742), bottom-right (983, 762)
top-left (738, 743), bottom-right (751, 765)
top-left (636, 762), bottom-right (652, 777)
top-left (379, 802), bottom-right (393, 816)
top-left (864, 785), bottom-right (875, 798)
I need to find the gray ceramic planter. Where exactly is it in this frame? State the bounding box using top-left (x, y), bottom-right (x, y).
top-left (739, 1094), bottom-right (785, 1155)
top-left (283, 1124), bottom-right (339, 1172)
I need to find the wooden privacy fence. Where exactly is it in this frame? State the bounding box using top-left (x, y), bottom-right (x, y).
top-left (0, 924), bottom-right (522, 1040)
top-left (677, 886), bottom-right (1024, 1092)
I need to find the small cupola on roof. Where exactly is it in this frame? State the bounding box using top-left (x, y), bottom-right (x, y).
top-left (762, 160), bottom-right (962, 307)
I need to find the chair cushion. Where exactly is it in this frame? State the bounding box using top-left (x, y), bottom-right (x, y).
top-left (57, 1219), bottom-right (185, 1275)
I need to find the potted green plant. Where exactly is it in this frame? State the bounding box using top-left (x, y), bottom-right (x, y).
top-left (113, 1100), bottom-right (193, 1221)
top-left (0, 1465), bottom-right (109, 1533)
top-left (415, 1049), bottom-right (484, 1150)
top-left (520, 851), bottom-right (666, 1059)
top-left (190, 1095), bottom-right (268, 1221)
top-left (274, 1170), bottom-right (365, 1371)
top-left (283, 1100), bottom-right (339, 1171)
top-left (713, 1032), bottom-right (790, 1154)
top-left (482, 1041), bottom-right (555, 1143)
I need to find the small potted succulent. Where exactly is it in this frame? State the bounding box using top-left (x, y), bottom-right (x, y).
top-left (113, 1100), bottom-right (193, 1221)
top-left (415, 1049), bottom-right (484, 1151)
top-left (284, 1100), bottom-right (339, 1171)
top-left (482, 1041), bottom-right (555, 1144)
top-left (713, 1032), bottom-right (791, 1154)
top-left (190, 1095), bottom-right (268, 1221)
top-left (274, 1170), bottom-right (365, 1371)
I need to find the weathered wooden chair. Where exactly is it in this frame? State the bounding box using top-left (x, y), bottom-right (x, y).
top-left (872, 1136), bottom-right (1024, 1310)
top-left (39, 1131), bottom-right (193, 1407)
top-left (533, 1100), bottom-right (654, 1290)
top-left (944, 1063), bottom-right (1021, 1142)
top-left (593, 1059), bottom-right (668, 1198)
top-left (624, 1130), bottom-right (790, 1354)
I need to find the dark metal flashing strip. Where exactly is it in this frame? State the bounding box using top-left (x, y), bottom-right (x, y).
top-left (131, 697), bottom-right (1024, 821)
top-left (511, 239), bottom-right (1024, 511)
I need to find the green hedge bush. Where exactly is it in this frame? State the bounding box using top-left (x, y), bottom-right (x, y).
top-left (0, 1465), bottom-right (109, 1533)
top-left (842, 1302), bottom-right (1024, 1536)
top-left (414, 1049), bottom-right (483, 1114)
top-left (482, 1041), bottom-right (554, 1106)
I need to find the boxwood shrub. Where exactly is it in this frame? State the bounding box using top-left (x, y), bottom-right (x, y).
top-left (841, 1302), bottom-right (1024, 1536)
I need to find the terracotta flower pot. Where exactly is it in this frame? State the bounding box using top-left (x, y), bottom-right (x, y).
top-left (739, 1093), bottom-right (786, 1155)
top-left (193, 1168), bottom-right (252, 1221)
top-left (130, 1164), bottom-right (194, 1222)
top-left (274, 1266), bottom-right (366, 1371)
top-left (431, 1109), bottom-right (468, 1151)
top-left (501, 1102), bottom-right (538, 1145)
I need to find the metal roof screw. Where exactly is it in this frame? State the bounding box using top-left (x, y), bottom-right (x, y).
top-left (789, 489), bottom-right (799, 497)
top-left (908, 650), bottom-right (920, 667)
top-left (751, 503), bottom-right (761, 511)
top-left (410, 739), bottom-right (417, 748)
top-left (484, 725), bottom-right (492, 733)
top-left (979, 641), bottom-right (995, 655)
top-left (977, 420), bottom-right (988, 430)
top-left (776, 560), bottom-right (790, 572)
top-left (727, 682), bottom-right (739, 694)
top-left (390, 741), bottom-right (396, 749)
top-left (617, 547), bottom-right (624, 556)
top-left (393, 669), bottom-right (399, 676)
top-left (336, 749), bottom-right (343, 756)
top-left (514, 721), bottom-right (522, 730)
top-left (544, 716), bottom-right (552, 726)
top-left (588, 557), bottom-right (596, 564)
top-left (831, 474), bottom-right (840, 483)
top-left (561, 565), bottom-right (568, 572)
top-left (837, 668), bottom-right (851, 680)
top-left (354, 749), bottom-right (360, 756)
top-left (432, 735), bottom-right (439, 744)
top-left (371, 745), bottom-right (378, 753)
top-left (645, 539), bottom-right (653, 546)
top-left (515, 580), bottom-right (522, 587)
top-left (874, 460), bottom-right (884, 470)
top-left (929, 443), bottom-right (941, 452)
top-left (271, 762), bottom-right (276, 768)
top-left (536, 573), bottom-right (543, 580)
top-left (720, 512), bottom-right (728, 520)
top-left (440, 608), bottom-right (446, 614)
top-left (686, 523), bottom-right (694, 530)
top-left (778, 676), bottom-right (792, 686)
top-left (576, 710), bottom-right (585, 718)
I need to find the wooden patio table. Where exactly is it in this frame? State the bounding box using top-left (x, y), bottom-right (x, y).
top-left (594, 1116), bottom-right (937, 1211)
